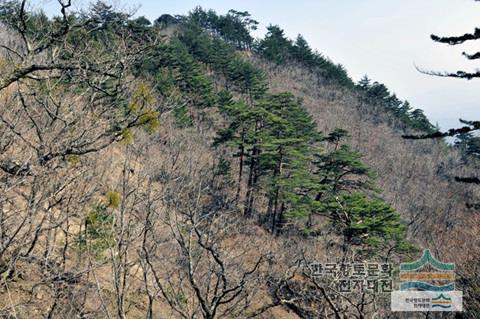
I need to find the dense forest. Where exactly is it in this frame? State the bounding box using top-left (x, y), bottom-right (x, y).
top-left (0, 1), bottom-right (478, 318)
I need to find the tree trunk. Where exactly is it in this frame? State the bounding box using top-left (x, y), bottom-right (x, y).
top-left (269, 148), bottom-right (283, 233)
top-left (235, 129), bottom-right (246, 201)
top-left (244, 120), bottom-right (260, 217)
top-left (244, 151), bottom-right (258, 217)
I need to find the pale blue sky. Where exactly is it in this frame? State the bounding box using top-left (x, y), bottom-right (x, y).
top-left (40, 0), bottom-right (480, 129)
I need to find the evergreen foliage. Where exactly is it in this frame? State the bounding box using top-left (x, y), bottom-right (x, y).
top-left (320, 192), bottom-right (412, 255)
top-left (0, 2), bottom-right (457, 317)
top-left (178, 19), bottom-right (267, 100)
top-left (153, 14), bottom-right (179, 28)
top-left (256, 28), bottom-right (355, 87)
top-left (313, 129), bottom-right (375, 196)
top-left (256, 25), bottom-right (292, 65)
top-left (35, 3), bottom-right (411, 255)
top-left (455, 132), bottom-right (480, 158)
top-left (214, 90), bottom-right (409, 252)
top-left (357, 76), bottom-right (437, 133)
top-left (188, 7), bottom-right (258, 50)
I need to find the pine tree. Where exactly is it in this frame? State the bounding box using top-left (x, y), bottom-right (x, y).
top-left (177, 20), bottom-right (267, 103)
top-left (160, 39), bottom-right (216, 109)
top-left (320, 192), bottom-right (412, 256)
top-left (386, 94), bottom-right (402, 112)
top-left (304, 129), bottom-right (375, 229)
top-left (455, 132), bottom-right (480, 158)
top-left (222, 10), bottom-right (258, 49)
top-left (291, 34), bottom-right (315, 66)
top-left (399, 100), bottom-right (412, 114)
top-left (126, 16), bottom-right (152, 42)
top-left (227, 57), bottom-right (267, 103)
top-left (153, 14), bottom-right (178, 29)
top-left (215, 92), bottom-right (320, 224)
top-left (256, 25), bottom-right (293, 65)
top-left (185, 7), bottom-right (258, 50)
top-left (358, 75), bottom-right (372, 90)
top-left (87, 1), bottom-right (128, 31)
top-left (366, 82), bottom-right (391, 102)
top-left (214, 100), bottom-right (260, 200)
top-left (313, 129), bottom-right (374, 195)
top-left (257, 93), bottom-right (320, 232)
top-left (409, 109), bottom-right (436, 133)
top-left (357, 76), bottom-right (435, 133)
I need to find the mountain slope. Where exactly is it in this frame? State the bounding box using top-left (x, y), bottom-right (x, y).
top-left (0, 3), bottom-right (478, 318)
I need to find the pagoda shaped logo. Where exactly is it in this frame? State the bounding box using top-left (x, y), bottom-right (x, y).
top-left (391, 250), bottom-right (463, 312)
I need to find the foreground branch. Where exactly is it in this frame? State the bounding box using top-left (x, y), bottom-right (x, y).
top-left (430, 27), bottom-right (480, 45)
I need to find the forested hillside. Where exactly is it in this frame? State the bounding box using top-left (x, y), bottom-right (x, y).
top-left (0, 2), bottom-right (478, 318)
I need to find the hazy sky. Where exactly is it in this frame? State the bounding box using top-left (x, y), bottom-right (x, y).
top-left (40, 0), bottom-right (480, 130)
